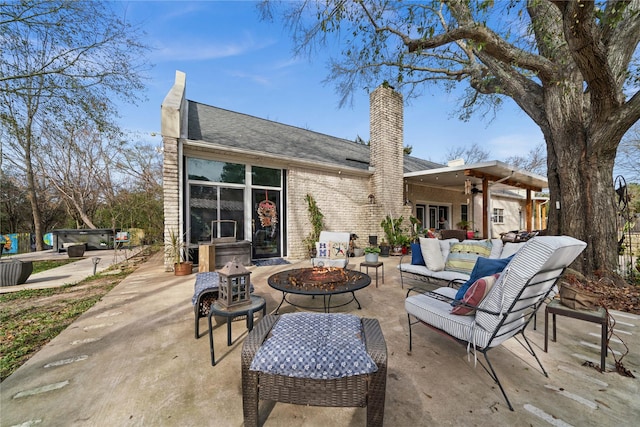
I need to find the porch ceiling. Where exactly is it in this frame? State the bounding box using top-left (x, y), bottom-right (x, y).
top-left (404, 160), bottom-right (548, 192)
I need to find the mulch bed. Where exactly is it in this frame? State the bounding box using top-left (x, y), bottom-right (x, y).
top-left (562, 272), bottom-right (640, 314)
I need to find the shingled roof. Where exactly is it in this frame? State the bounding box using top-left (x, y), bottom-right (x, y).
top-left (187, 101), bottom-right (442, 173)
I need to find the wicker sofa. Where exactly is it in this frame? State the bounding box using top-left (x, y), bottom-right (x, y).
top-left (241, 314), bottom-right (387, 427)
top-left (398, 237), bottom-right (527, 288)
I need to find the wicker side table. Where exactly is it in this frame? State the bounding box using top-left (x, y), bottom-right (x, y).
top-left (242, 315), bottom-right (387, 427)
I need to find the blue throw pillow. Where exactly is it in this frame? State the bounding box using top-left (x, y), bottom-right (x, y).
top-left (411, 243), bottom-right (425, 265)
top-left (454, 255), bottom-right (514, 301)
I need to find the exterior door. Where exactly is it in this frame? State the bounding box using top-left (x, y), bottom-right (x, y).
top-left (252, 189), bottom-right (281, 259)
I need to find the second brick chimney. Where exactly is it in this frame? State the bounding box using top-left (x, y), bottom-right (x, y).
top-left (369, 84), bottom-right (404, 217)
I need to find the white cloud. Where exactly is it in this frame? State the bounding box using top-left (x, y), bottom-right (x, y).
top-left (151, 32), bottom-right (276, 62)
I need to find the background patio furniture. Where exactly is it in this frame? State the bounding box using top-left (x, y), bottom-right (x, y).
top-left (405, 235), bottom-right (587, 410)
top-left (192, 272), bottom-right (220, 338)
top-left (311, 231), bottom-right (350, 268)
top-left (439, 229), bottom-right (467, 241)
top-left (192, 271), bottom-right (255, 338)
top-left (208, 295), bottom-right (266, 366)
top-left (241, 314), bottom-right (387, 427)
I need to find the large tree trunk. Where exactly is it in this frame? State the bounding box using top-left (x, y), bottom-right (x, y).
top-left (24, 140), bottom-right (44, 252)
top-left (543, 85), bottom-right (619, 277)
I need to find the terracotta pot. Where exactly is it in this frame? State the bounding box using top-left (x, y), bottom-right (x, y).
top-left (174, 261), bottom-right (193, 276)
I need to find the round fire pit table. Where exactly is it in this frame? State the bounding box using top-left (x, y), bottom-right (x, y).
top-left (267, 267), bottom-right (371, 314)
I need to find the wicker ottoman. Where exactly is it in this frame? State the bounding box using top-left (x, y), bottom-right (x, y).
top-left (241, 314), bottom-right (387, 427)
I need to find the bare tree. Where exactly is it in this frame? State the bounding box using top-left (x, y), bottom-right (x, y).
top-left (0, 1), bottom-right (150, 250)
top-left (444, 142), bottom-right (490, 165)
top-left (262, 0), bottom-right (640, 279)
top-left (35, 120), bottom-right (123, 229)
top-left (505, 144), bottom-right (547, 177)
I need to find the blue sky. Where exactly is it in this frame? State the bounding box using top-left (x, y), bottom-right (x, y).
top-left (117, 1), bottom-right (545, 164)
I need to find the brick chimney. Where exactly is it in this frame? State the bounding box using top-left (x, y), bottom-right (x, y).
top-left (370, 84), bottom-right (404, 217)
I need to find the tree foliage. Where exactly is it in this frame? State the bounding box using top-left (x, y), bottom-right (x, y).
top-left (262, 0), bottom-right (640, 279)
top-left (0, 0), bottom-right (152, 250)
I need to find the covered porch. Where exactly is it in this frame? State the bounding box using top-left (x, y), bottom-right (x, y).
top-left (404, 160), bottom-right (549, 238)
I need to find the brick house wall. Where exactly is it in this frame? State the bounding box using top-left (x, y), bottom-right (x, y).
top-left (161, 72), bottom-right (186, 271)
top-left (161, 75), bottom-right (413, 267)
top-left (286, 168), bottom-right (369, 258)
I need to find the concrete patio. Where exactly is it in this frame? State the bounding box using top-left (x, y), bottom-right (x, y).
top-left (1, 252), bottom-right (638, 426)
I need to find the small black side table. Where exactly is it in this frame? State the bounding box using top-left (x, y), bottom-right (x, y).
top-left (360, 261), bottom-right (384, 288)
top-left (544, 299), bottom-right (608, 372)
top-left (208, 295), bottom-right (267, 366)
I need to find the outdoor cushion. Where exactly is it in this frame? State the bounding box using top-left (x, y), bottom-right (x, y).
top-left (420, 237), bottom-right (445, 271)
top-left (454, 255), bottom-right (514, 300)
top-left (249, 312), bottom-right (377, 379)
top-left (411, 242), bottom-right (425, 265)
top-left (488, 239), bottom-right (504, 259)
top-left (476, 236), bottom-right (588, 334)
top-left (399, 263), bottom-right (470, 282)
top-left (405, 287), bottom-right (502, 349)
top-left (499, 242), bottom-right (526, 259)
top-left (451, 273), bottom-right (500, 315)
top-left (439, 238), bottom-right (459, 260)
top-left (444, 240), bottom-right (493, 275)
top-left (316, 242), bottom-right (330, 258)
top-left (329, 241), bottom-right (348, 259)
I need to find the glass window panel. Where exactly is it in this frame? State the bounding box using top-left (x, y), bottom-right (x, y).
top-left (461, 205), bottom-right (468, 222)
top-left (251, 166), bottom-right (281, 187)
top-left (219, 188), bottom-right (245, 240)
top-left (187, 158), bottom-right (245, 184)
top-left (190, 185), bottom-right (218, 243)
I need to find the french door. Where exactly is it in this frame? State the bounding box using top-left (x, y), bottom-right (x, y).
top-left (252, 189), bottom-right (281, 259)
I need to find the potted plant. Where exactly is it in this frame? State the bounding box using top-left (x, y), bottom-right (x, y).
top-left (364, 246), bottom-right (381, 263)
top-left (381, 214), bottom-right (407, 256)
top-left (166, 229), bottom-right (193, 276)
top-left (456, 220), bottom-right (475, 239)
top-left (67, 243), bottom-right (86, 258)
top-left (379, 238), bottom-right (390, 257)
top-left (409, 216), bottom-right (423, 243)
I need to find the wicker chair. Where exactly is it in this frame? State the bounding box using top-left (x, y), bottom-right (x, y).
top-left (439, 229), bottom-right (467, 241)
top-left (241, 314), bottom-right (387, 427)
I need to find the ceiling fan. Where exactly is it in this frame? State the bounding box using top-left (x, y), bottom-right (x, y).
top-left (463, 179), bottom-right (483, 195)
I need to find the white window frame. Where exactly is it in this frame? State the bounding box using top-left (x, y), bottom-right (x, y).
top-left (492, 208), bottom-right (505, 224)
